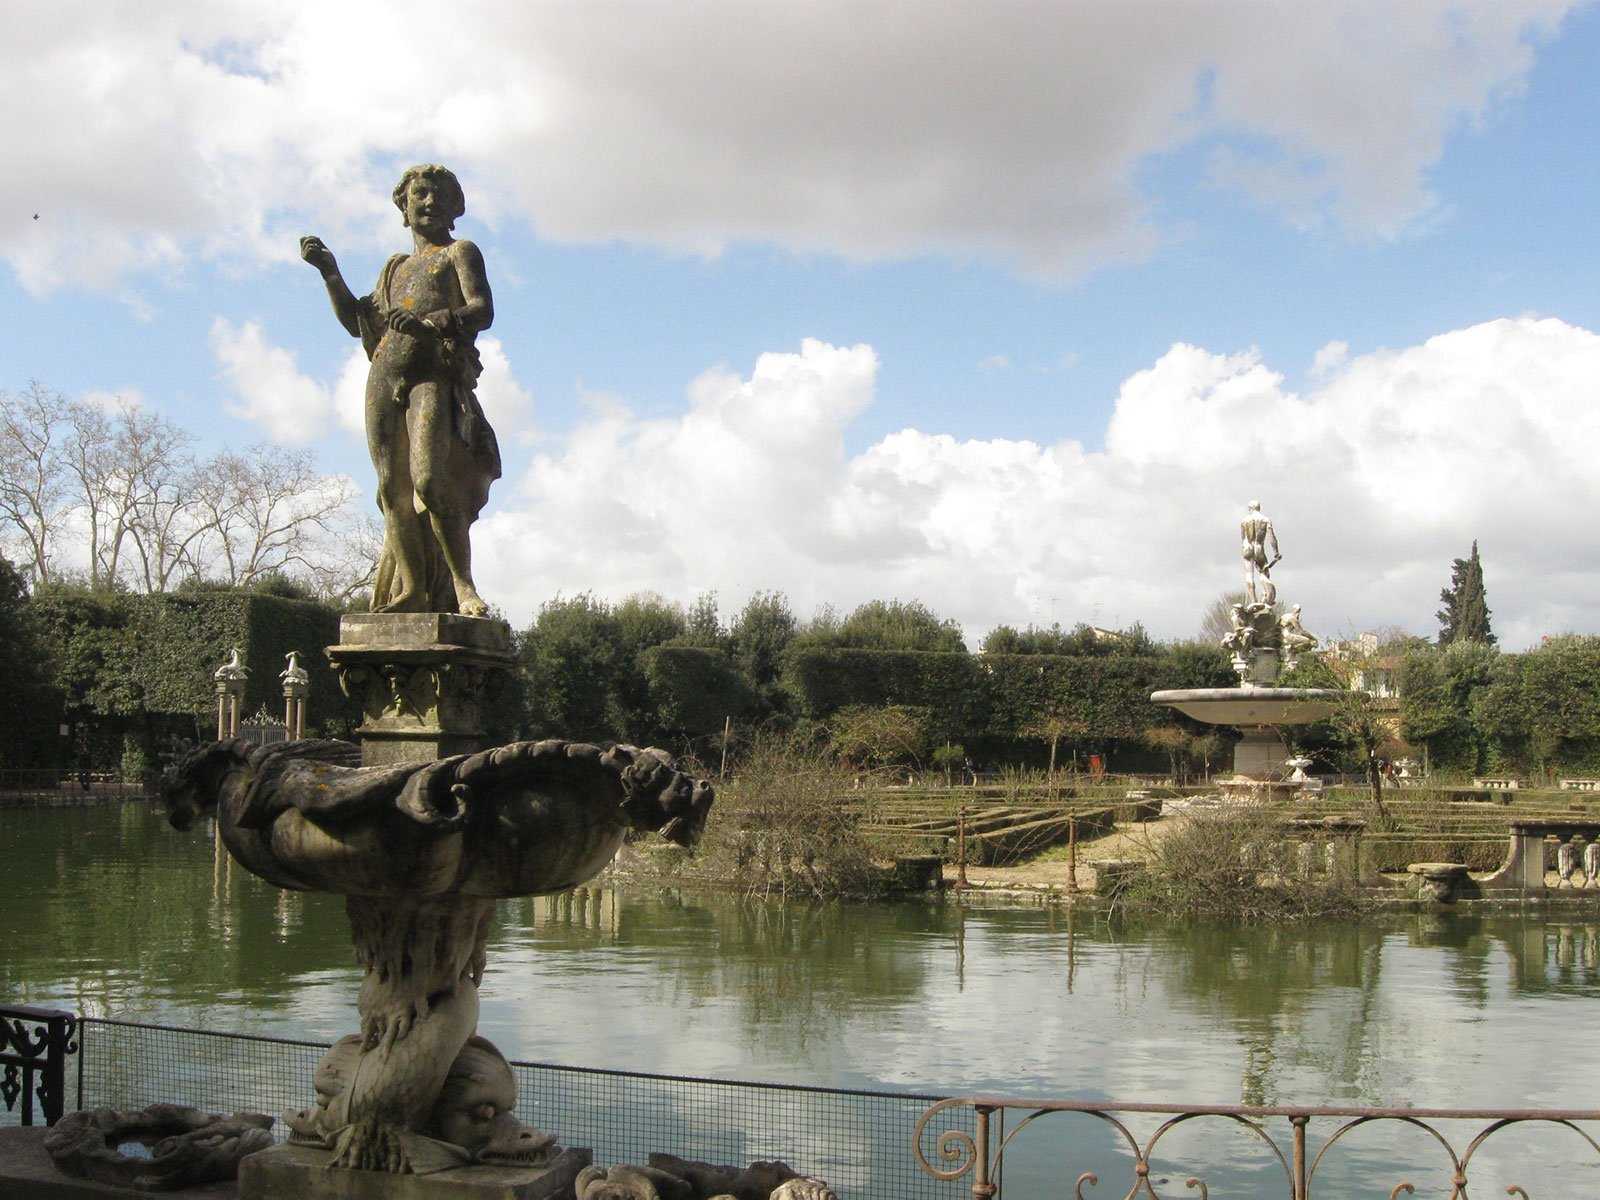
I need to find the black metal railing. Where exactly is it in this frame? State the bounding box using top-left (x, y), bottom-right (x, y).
top-left (11, 1006), bottom-right (1600, 1197)
top-left (913, 1096), bottom-right (1600, 1199)
top-left (0, 1006), bottom-right (77, 1126)
top-left (69, 1017), bottom-right (965, 1200)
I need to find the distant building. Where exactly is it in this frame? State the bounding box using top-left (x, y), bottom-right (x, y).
top-left (1324, 633), bottom-right (1402, 701)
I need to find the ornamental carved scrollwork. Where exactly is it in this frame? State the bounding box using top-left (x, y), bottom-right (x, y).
top-left (913, 1098), bottom-right (1600, 1200)
top-left (337, 665), bottom-right (387, 724)
top-left (390, 665), bottom-right (440, 725)
top-left (336, 661), bottom-right (507, 731)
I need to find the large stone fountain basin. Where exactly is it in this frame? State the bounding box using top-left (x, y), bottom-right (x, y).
top-left (1150, 687), bottom-right (1341, 726)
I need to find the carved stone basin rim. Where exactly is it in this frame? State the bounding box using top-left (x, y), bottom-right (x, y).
top-left (1149, 686), bottom-right (1342, 726)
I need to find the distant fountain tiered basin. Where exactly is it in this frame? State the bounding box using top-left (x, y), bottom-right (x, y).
top-left (1149, 686), bottom-right (1340, 727)
top-left (1150, 502), bottom-right (1348, 791)
top-left (1151, 684), bottom-right (1342, 787)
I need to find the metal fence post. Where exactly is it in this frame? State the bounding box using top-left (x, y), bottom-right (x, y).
top-left (1292, 1114), bottom-right (1308, 1200)
top-left (0, 1005), bottom-right (78, 1126)
top-left (972, 1104), bottom-right (995, 1200)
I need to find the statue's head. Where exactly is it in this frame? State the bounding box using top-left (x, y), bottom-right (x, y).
top-left (161, 739), bottom-right (251, 831)
top-left (393, 164), bottom-right (466, 230)
top-left (1247, 499), bottom-right (1261, 512)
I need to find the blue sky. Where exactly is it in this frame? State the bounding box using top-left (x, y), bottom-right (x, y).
top-left (6, 1), bottom-right (1600, 647)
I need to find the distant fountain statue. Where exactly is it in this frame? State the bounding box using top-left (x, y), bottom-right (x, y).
top-left (1153, 502), bottom-right (1341, 783)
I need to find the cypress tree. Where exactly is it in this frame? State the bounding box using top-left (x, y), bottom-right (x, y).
top-left (1437, 541), bottom-right (1495, 646)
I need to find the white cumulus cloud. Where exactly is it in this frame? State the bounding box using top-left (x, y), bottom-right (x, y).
top-left (2, 1), bottom-right (1579, 292)
top-left (211, 316), bottom-right (332, 442)
top-left (209, 311), bottom-right (1600, 650)
top-left (468, 317), bottom-right (1600, 650)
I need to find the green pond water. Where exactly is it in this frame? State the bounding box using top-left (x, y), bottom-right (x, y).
top-left (6, 802), bottom-right (1600, 1195)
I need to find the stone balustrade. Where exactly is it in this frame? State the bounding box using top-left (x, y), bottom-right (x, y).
top-left (1481, 821), bottom-right (1600, 892)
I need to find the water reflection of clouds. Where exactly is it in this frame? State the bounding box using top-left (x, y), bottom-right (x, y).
top-left (18, 809), bottom-right (1600, 1168)
top-left (20, 803), bottom-right (1600, 1197)
top-left (473, 899), bottom-right (1600, 1146)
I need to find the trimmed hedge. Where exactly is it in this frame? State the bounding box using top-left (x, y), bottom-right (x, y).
top-left (781, 643), bottom-right (1234, 767)
top-left (26, 588), bottom-right (356, 775)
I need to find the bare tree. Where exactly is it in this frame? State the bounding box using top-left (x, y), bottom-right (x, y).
top-left (0, 382), bottom-right (73, 584)
top-left (300, 511), bottom-right (381, 605)
top-left (59, 397), bottom-right (195, 590)
top-left (189, 445), bottom-right (358, 588)
top-left (126, 446), bottom-right (208, 594)
top-left (1, 383), bottom-right (371, 599)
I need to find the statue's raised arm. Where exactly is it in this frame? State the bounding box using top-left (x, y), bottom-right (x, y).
top-left (300, 236), bottom-right (366, 340)
top-left (301, 165), bottom-right (501, 616)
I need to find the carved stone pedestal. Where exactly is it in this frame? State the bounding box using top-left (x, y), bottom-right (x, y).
top-left (329, 614), bottom-right (514, 766)
top-left (238, 1143), bottom-right (591, 1200)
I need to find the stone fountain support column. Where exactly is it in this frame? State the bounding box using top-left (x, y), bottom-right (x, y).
top-left (1232, 725), bottom-right (1289, 778)
top-left (214, 650), bottom-right (248, 740)
top-left (280, 652), bottom-right (309, 741)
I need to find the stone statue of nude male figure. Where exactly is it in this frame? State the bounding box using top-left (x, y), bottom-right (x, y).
top-left (301, 165), bottom-right (500, 616)
top-left (1240, 499), bottom-right (1280, 606)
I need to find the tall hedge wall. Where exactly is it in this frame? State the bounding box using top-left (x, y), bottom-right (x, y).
top-left (26, 589), bottom-right (355, 774)
top-left (781, 643), bottom-right (1233, 766)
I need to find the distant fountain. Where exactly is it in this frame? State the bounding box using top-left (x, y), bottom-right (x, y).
top-left (1151, 501), bottom-right (1340, 785)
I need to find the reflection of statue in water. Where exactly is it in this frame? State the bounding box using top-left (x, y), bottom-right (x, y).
top-left (302, 165), bottom-right (500, 616)
top-left (1241, 500), bottom-right (1280, 605)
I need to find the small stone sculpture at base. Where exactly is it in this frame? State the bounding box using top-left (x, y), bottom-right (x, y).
top-left (285, 1034), bottom-right (556, 1175)
top-left (1222, 600), bottom-right (1286, 683)
top-left (42, 1103), bottom-right (274, 1192)
top-left (769, 1179), bottom-right (838, 1200)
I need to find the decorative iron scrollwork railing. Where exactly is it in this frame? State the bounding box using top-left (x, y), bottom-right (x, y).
top-left (913, 1096), bottom-right (1600, 1199)
top-left (0, 1005), bottom-right (77, 1126)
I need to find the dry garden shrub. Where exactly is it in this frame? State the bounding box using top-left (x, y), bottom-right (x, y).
top-left (635, 733), bottom-right (890, 900)
top-left (1120, 801), bottom-right (1367, 920)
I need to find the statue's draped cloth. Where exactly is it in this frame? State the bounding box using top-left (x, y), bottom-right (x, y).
top-left (359, 253), bottom-right (502, 612)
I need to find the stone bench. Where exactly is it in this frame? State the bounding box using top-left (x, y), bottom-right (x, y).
top-left (1089, 859), bottom-right (1144, 896)
top-left (1473, 777), bottom-right (1523, 790)
top-left (1559, 779), bottom-right (1600, 791)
